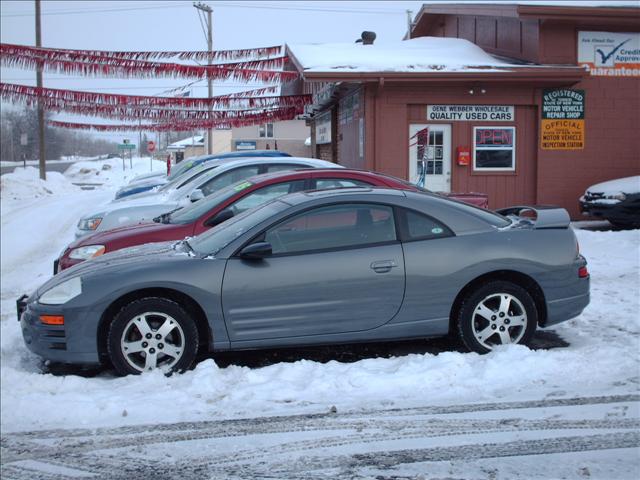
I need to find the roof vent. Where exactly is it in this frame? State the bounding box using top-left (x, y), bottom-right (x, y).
top-left (355, 31), bottom-right (376, 45)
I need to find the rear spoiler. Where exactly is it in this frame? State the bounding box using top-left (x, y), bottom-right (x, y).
top-left (496, 205), bottom-right (570, 229)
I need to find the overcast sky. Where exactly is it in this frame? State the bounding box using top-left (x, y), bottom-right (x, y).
top-left (1, 0), bottom-right (427, 140)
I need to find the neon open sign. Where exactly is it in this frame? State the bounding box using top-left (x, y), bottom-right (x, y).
top-left (475, 128), bottom-right (514, 147)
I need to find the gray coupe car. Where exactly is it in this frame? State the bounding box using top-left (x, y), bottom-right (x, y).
top-left (18, 188), bottom-right (589, 376)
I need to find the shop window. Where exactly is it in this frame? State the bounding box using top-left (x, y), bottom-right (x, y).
top-left (259, 123), bottom-right (274, 138)
top-left (473, 127), bottom-right (516, 171)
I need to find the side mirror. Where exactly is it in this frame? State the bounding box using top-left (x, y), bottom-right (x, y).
top-left (189, 189), bottom-right (205, 203)
top-left (204, 208), bottom-right (234, 227)
top-left (239, 242), bottom-right (272, 260)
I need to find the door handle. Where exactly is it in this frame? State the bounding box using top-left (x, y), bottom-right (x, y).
top-left (370, 260), bottom-right (397, 273)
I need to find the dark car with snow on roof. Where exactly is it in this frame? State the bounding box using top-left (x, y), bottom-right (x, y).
top-left (579, 176), bottom-right (640, 228)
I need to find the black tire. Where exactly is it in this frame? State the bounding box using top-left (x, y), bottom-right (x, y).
top-left (107, 297), bottom-right (199, 376)
top-left (456, 280), bottom-right (537, 354)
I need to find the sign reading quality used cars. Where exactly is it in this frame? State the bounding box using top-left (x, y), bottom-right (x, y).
top-left (427, 105), bottom-right (514, 121)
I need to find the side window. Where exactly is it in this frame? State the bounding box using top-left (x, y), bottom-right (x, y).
top-left (264, 204), bottom-right (396, 255)
top-left (228, 181), bottom-right (305, 214)
top-left (315, 178), bottom-right (371, 190)
top-left (200, 166), bottom-right (260, 196)
top-left (266, 163), bottom-right (307, 173)
top-left (402, 208), bottom-right (453, 241)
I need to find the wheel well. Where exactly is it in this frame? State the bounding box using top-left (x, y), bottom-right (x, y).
top-left (97, 288), bottom-right (211, 364)
top-left (448, 270), bottom-right (548, 334)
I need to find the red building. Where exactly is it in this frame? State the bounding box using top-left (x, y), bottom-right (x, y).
top-left (284, 2), bottom-right (640, 217)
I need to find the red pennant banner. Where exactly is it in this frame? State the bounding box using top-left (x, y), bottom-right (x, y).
top-left (0, 83), bottom-right (310, 112)
top-left (0, 52), bottom-right (297, 82)
top-left (48, 106), bottom-right (303, 132)
top-left (0, 43), bottom-right (282, 62)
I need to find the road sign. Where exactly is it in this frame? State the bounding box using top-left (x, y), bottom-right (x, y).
top-left (147, 140), bottom-right (156, 153)
top-left (123, 139), bottom-right (130, 144)
top-left (118, 144), bottom-right (136, 150)
top-left (20, 133), bottom-right (28, 146)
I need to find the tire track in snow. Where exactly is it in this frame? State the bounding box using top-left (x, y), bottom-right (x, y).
top-left (2, 394), bottom-right (638, 479)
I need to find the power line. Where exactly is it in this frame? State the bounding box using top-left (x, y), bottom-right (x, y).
top-left (0, 3), bottom-right (188, 18)
top-left (0, 1), bottom-right (410, 18)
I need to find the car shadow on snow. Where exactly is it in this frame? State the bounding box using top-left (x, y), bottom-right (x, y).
top-left (38, 329), bottom-right (569, 377)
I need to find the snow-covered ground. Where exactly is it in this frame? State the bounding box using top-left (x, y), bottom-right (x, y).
top-left (1, 161), bottom-right (639, 478)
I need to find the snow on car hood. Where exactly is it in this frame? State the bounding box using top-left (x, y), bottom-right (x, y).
top-left (586, 176), bottom-right (640, 195)
top-left (80, 192), bottom-right (174, 219)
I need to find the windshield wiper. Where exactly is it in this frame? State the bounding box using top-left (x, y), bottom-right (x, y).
top-left (153, 207), bottom-right (182, 224)
top-left (182, 238), bottom-right (195, 254)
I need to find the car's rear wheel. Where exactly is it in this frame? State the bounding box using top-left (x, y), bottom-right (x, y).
top-left (456, 281), bottom-right (537, 354)
top-left (107, 297), bottom-right (199, 376)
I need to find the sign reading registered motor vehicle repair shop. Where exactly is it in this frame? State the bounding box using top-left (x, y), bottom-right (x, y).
top-left (541, 89), bottom-right (585, 150)
top-left (427, 105), bottom-right (514, 121)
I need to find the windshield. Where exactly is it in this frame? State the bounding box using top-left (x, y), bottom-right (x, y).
top-left (159, 165), bottom-right (218, 192)
top-left (167, 156), bottom-right (206, 180)
top-left (169, 180), bottom-right (254, 224)
top-left (190, 200), bottom-right (288, 256)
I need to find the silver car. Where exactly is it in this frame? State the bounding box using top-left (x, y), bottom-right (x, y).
top-left (20, 188), bottom-right (589, 376)
top-left (75, 157), bottom-right (340, 238)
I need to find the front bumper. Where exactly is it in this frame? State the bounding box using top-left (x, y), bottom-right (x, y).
top-left (579, 195), bottom-right (640, 225)
top-left (19, 299), bottom-right (102, 365)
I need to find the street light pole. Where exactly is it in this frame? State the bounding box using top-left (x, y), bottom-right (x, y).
top-left (35, 0), bottom-right (46, 180)
top-left (193, 2), bottom-right (214, 155)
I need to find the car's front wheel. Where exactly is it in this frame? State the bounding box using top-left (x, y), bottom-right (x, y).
top-left (107, 297), bottom-right (199, 376)
top-left (456, 281), bottom-right (537, 354)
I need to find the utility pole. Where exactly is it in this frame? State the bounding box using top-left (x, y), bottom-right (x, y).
top-left (193, 2), bottom-right (213, 155)
top-left (35, 0), bottom-right (46, 180)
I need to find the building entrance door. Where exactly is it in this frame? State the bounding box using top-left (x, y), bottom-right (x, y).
top-left (409, 124), bottom-right (451, 192)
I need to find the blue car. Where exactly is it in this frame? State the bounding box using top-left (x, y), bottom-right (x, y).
top-left (115, 150), bottom-right (292, 199)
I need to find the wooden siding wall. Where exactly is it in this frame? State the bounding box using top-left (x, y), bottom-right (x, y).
top-left (424, 15), bottom-right (540, 63)
top-left (363, 84), bottom-right (539, 210)
top-left (337, 90), bottom-right (365, 169)
top-left (535, 21), bottom-right (640, 215)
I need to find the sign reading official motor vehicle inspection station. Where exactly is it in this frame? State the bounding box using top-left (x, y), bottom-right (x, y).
top-left (541, 89), bottom-right (585, 150)
top-left (427, 105), bottom-right (514, 121)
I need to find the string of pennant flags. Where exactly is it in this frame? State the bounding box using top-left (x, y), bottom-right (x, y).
top-left (0, 43), bottom-right (305, 131)
top-left (47, 105), bottom-right (302, 132)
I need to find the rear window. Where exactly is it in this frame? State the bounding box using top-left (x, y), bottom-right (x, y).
top-left (445, 199), bottom-right (511, 228)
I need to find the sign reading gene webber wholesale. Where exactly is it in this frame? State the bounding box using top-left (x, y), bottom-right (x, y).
top-left (541, 89), bottom-right (585, 150)
top-left (427, 105), bottom-right (514, 121)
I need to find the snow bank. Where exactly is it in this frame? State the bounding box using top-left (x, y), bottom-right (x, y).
top-left (65, 157), bottom-right (166, 187)
top-left (0, 167), bottom-right (80, 200)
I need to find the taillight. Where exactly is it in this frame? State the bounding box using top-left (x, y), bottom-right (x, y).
top-left (578, 266), bottom-right (589, 278)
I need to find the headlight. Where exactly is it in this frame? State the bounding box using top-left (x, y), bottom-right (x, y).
top-left (78, 217), bottom-right (102, 231)
top-left (68, 245), bottom-right (105, 260)
top-left (39, 277), bottom-right (82, 305)
top-left (78, 217), bottom-right (103, 231)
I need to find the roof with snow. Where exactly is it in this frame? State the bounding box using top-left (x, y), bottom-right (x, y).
top-left (167, 135), bottom-right (204, 151)
top-left (288, 37), bottom-right (518, 74)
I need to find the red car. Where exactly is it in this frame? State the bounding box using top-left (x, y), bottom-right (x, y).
top-left (56, 169), bottom-right (488, 272)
